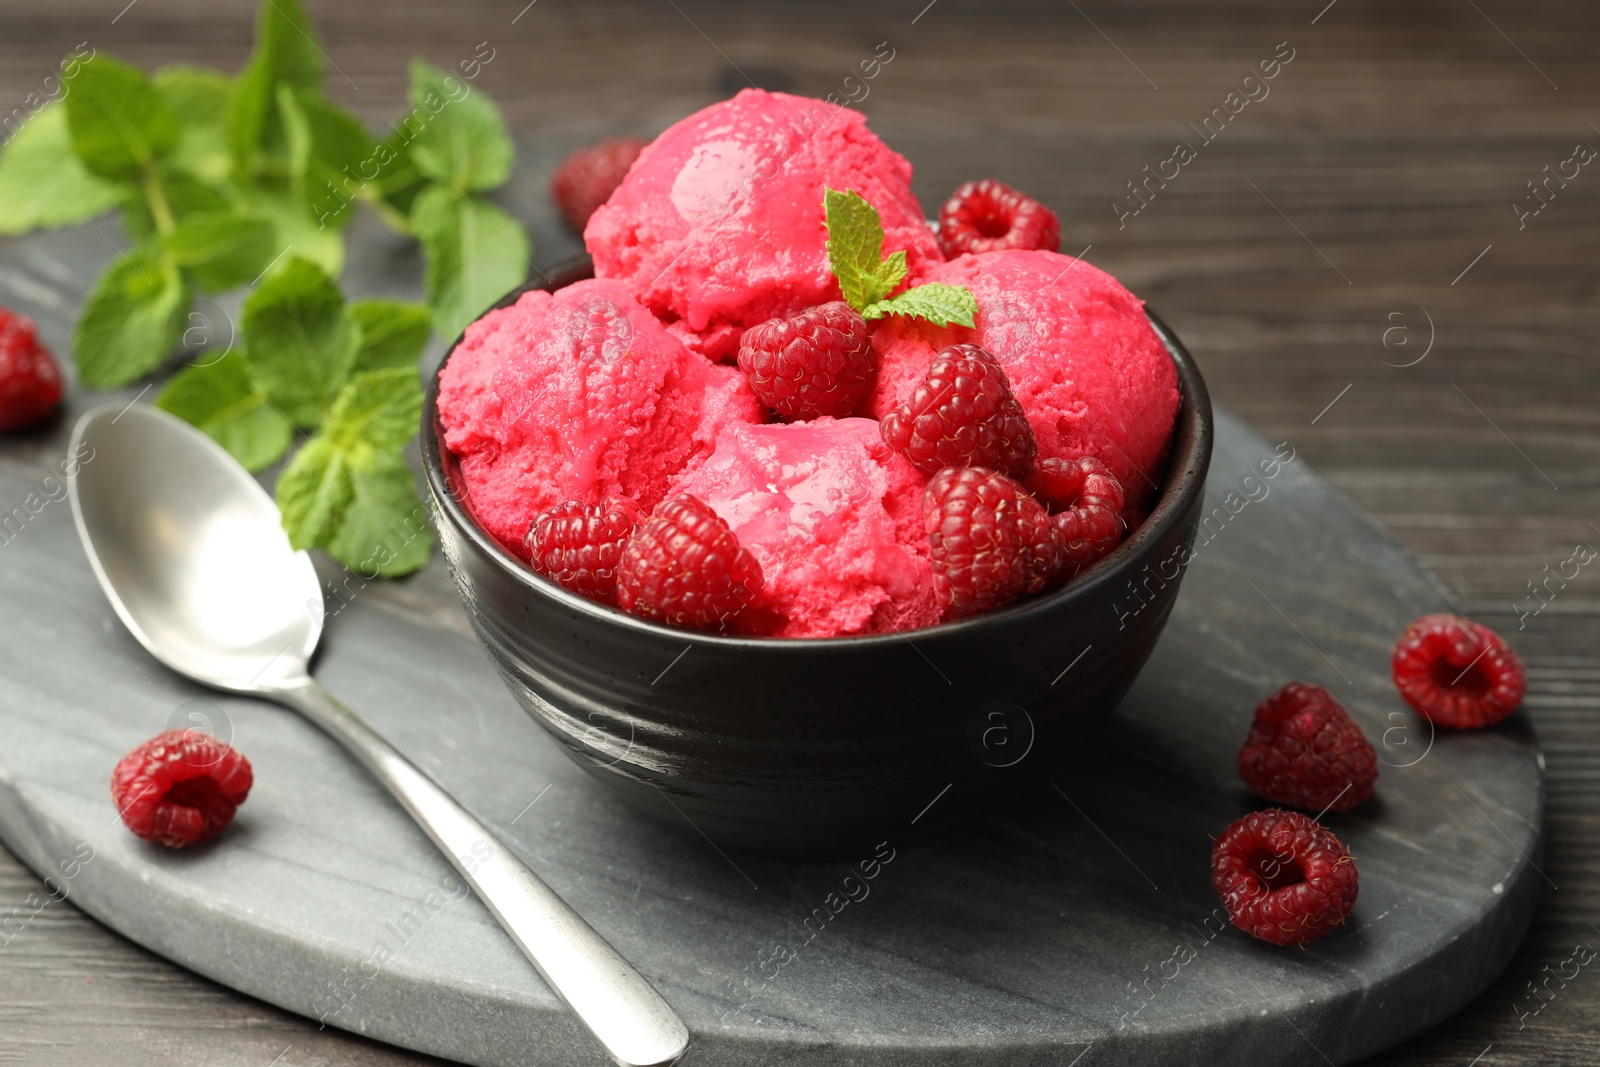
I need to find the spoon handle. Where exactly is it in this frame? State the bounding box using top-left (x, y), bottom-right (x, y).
top-left (277, 679), bottom-right (688, 1067)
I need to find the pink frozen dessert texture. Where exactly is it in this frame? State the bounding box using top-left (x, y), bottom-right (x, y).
top-left (669, 417), bottom-right (939, 638)
top-left (866, 249), bottom-right (1180, 505)
top-left (584, 89), bottom-right (943, 362)
top-left (437, 278), bottom-right (761, 550)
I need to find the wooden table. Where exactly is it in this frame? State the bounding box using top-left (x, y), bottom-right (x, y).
top-left (2, 1), bottom-right (1596, 1063)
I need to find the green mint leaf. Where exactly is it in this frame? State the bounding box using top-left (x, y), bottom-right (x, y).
top-left (159, 210), bottom-right (278, 292)
top-left (323, 452), bottom-right (433, 577)
top-left (153, 66), bottom-right (234, 185)
top-left (237, 181), bottom-right (343, 276)
top-left (278, 86), bottom-right (373, 230)
top-left (862, 282), bottom-right (978, 328)
top-left (275, 437), bottom-right (352, 550)
top-left (155, 350), bottom-right (294, 472)
top-left (873, 250), bottom-right (909, 300)
top-left (405, 61), bottom-right (514, 193)
top-left (410, 183), bottom-right (528, 341)
top-left (0, 104), bottom-right (128, 234)
top-left (63, 54), bottom-right (179, 181)
top-left (122, 171), bottom-right (231, 243)
top-left (227, 0), bottom-right (324, 175)
top-left (73, 249), bottom-right (189, 387)
top-left (824, 187), bottom-right (887, 313)
top-left (369, 127), bottom-right (429, 216)
top-left (240, 256), bottom-right (358, 426)
top-left (323, 367), bottom-right (423, 463)
top-left (350, 300), bottom-right (431, 373)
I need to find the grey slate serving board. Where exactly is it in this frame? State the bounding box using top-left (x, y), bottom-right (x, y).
top-left (0, 224), bottom-right (1543, 1067)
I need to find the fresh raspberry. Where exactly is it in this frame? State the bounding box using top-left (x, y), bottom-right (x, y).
top-left (1028, 456), bottom-right (1126, 577)
top-left (881, 344), bottom-right (1037, 479)
top-left (0, 310), bottom-right (63, 432)
top-left (924, 466), bottom-right (1063, 618)
top-left (1238, 683), bottom-right (1377, 813)
top-left (551, 136), bottom-right (648, 233)
top-left (1391, 613), bottom-right (1525, 728)
top-left (525, 497), bottom-right (640, 605)
top-left (736, 301), bottom-right (874, 420)
top-left (616, 493), bottom-right (764, 630)
top-left (937, 179), bottom-right (1061, 258)
top-left (110, 730), bottom-right (253, 848)
top-left (1211, 809), bottom-right (1358, 946)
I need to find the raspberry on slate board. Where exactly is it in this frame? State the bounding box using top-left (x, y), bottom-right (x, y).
top-left (111, 730), bottom-right (254, 848)
top-left (551, 136), bottom-right (648, 234)
top-left (1211, 808), bottom-right (1359, 946)
top-left (737, 301), bottom-right (875, 421)
top-left (0, 309), bottom-right (63, 432)
top-left (1391, 613), bottom-right (1526, 729)
top-left (1238, 682), bottom-right (1377, 814)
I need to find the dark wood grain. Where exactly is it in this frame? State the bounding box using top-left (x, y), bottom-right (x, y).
top-left (1, 0), bottom-right (1597, 1063)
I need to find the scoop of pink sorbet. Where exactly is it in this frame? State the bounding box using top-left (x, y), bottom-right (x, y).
top-left (866, 250), bottom-right (1180, 505)
top-left (669, 417), bottom-right (939, 638)
top-left (584, 89), bottom-right (943, 362)
top-left (437, 278), bottom-right (761, 550)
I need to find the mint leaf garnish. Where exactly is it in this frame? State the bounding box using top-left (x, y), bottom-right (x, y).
top-left (153, 66), bottom-right (234, 185)
top-left (406, 61), bottom-right (514, 193)
top-left (159, 210), bottom-right (277, 292)
top-left (155, 350), bottom-right (294, 472)
top-left (240, 256), bottom-right (359, 426)
top-left (122, 172), bottom-right (230, 242)
top-left (0, 105), bottom-right (127, 234)
top-left (350, 300), bottom-right (432, 373)
top-left (227, 0), bottom-right (323, 173)
top-left (73, 249), bottom-right (189, 388)
top-left (276, 438), bottom-right (352, 550)
top-left (823, 187), bottom-right (977, 328)
top-left (410, 183), bottom-right (528, 341)
top-left (276, 369), bottom-right (431, 576)
top-left (324, 454), bottom-right (434, 578)
top-left (278, 85), bottom-right (373, 230)
top-left (238, 182), bottom-right (343, 276)
top-left (863, 282), bottom-right (978, 328)
top-left (322, 367), bottom-right (424, 462)
top-left (63, 54), bottom-right (180, 181)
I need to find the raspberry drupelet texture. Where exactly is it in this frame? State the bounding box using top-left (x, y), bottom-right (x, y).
top-left (1391, 613), bottom-right (1525, 728)
top-left (923, 466), bottom-right (1063, 618)
top-left (937, 179), bottom-right (1061, 258)
top-left (617, 493), bottom-right (764, 630)
top-left (1028, 455), bottom-right (1126, 577)
top-left (880, 343), bottom-right (1037, 479)
top-left (550, 137), bottom-right (648, 233)
top-left (736, 301), bottom-right (875, 420)
top-left (525, 497), bottom-right (641, 605)
top-left (1238, 683), bottom-right (1377, 813)
top-left (110, 730), bottom-right (253, 847)
top-left (0, 309), bottom-right (63, 432)
top-left (1211, 808), bottom-right (1359, 946)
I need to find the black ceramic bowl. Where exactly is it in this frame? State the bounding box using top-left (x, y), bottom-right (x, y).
top-left (422, 256), bottom-right (1213, 857)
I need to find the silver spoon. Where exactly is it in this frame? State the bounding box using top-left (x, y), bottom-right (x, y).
top-left (67, 401), bottom-right (689, 1067)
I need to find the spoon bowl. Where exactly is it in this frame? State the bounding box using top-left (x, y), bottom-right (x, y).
top-left (70, 404), bottom-right (321, 692)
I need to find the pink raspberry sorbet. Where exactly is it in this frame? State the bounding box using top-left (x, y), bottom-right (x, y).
top-left (437, 278), bottom-right (761, 550)
top-left (867, 250), bottom-right (1180, 505)
top-left (670, 417), bottom-right (939, 638)
top-left (584, 88), bottom-right (943, 361)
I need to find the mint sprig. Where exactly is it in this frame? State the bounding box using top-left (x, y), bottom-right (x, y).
top-left (0, 0), bottom-right (529, 579)
top-left (823, 187), bottom-right (977, 328)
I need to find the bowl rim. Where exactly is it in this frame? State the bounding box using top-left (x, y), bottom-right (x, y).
top-left (421, 255), bottom-right (1214, 651)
